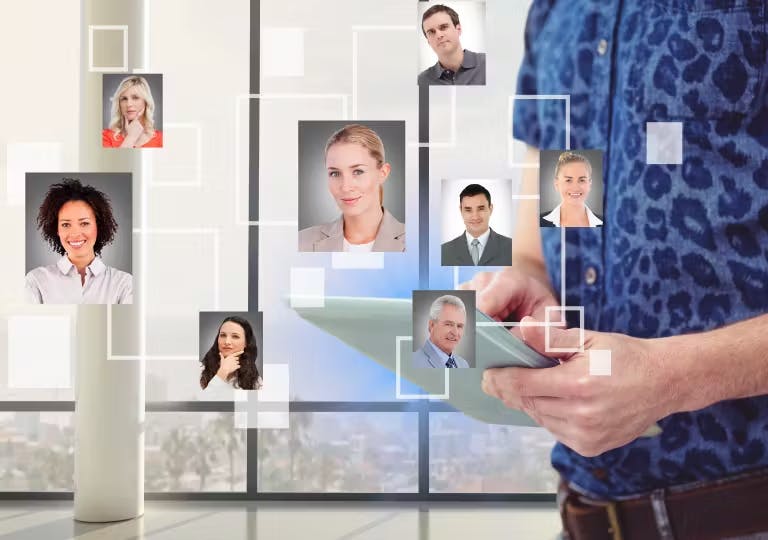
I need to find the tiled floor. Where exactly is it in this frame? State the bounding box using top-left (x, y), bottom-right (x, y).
top-left (0, 501), bottom-right (562, 540)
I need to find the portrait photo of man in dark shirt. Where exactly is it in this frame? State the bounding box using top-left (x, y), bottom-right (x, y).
top-left (417, 3), bottom-right (486, 86)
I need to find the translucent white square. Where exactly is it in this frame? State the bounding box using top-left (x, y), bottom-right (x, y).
top-left (262, 28), bottom-right (305, 78)
top-left (589, 349), bottom-right (612, 376)
top-left (8, 316), bottom-right (70, 388)
top-left (290, 267), bottom-right (325, 308)
top-left (259, 363), bottom-right (289, 401)
top-left (331, 252), bottom-right (385, 269)
top-left (6, 142), bottom-right (62, 205)
top-left (236, 364), bottom-right (289, 429)
top-left (647, 122), bottom-right (683, 165)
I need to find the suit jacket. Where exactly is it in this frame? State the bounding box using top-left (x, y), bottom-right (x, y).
top-left (441, 228), bottom-right (512, 266)
top-left (412, 340), bottom-right (470, 368)
top-left (298, 208), bottom-right (405, 252)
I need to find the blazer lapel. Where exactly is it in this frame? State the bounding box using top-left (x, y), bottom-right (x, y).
top-left (453, 234), bottom-right (475, 265)
top-left (372, 209), bottom-right (405, 252)
top-left (423, 342), bottom-right (442, 368)
top-left (478, 229), bottom-right (498, 265)
top-left (314, 216), bottom-right (344, 252)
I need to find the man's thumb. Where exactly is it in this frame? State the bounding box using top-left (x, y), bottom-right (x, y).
top-left (519, 315), bottom-right (580, 360)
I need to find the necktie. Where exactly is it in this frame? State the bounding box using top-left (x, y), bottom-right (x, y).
top-left (446, 356), bottom-right (457, 368)
top-left (470, 239), bottom-right (480, 265)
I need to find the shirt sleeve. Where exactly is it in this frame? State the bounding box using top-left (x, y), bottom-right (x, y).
top-left (119, 273), bottom-right (134, 304)
top-left (512, 0), bottom-right (557, 149)
top-left (24, 272), bottom-right (43, 304)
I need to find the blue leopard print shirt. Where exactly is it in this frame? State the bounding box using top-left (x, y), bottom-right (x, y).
top-left (513, 0), bottom-right (768, 498)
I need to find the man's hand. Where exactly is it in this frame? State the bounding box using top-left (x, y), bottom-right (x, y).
top-left (460, 268), bottom-right (560, 337)
top-left (482, 316), bottom-right (680, 457)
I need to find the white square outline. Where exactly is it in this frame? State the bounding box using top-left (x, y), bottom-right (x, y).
top-left (544, 305), bottom-right (584, 353)
top-left (88, 25), bottom-right (129, 73)
top-left (150, 123), bottom-right (203, 187)
top-left (445, 180), bottom-right (540, 287)
top-left (508, 95), bottom-right (571, 169)
top-left (235, 93), bottom-right (347, 227)
top-left (396, 336), bottom-right (449, 400)
top-left (107, 227), bottom-right (221, 361)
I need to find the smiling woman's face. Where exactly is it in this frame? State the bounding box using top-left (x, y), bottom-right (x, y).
top-left (119, 85), bottom-right (146, 123)
top-left (326, 142), bottom-right (388, 219)
top-left (57, 200), bottom-right (98, 264)
top-left (554, 161), bottom-right (592, 207)
top-left (218, 321), bottom-right (246, 357)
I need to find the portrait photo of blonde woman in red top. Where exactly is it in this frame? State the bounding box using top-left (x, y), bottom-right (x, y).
top-left (102, 74), bottom-right (163, 149)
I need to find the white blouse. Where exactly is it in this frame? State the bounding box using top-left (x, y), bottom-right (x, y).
top-left (25, 256), bottom-right (133, 304)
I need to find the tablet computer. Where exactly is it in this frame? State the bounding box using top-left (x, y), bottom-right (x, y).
top-left (292, 295), bottom-right (556, 426)
top-left (292, 295), bottom-right (662, 436)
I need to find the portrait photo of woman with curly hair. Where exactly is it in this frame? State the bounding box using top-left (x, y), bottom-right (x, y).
top-left (24, 173), bottom-right (133, 304)
top-left (199, 313), bottom-right (263, 391)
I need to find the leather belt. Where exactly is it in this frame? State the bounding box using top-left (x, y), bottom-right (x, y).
top-left (559, 468), bottom-right (768, 540)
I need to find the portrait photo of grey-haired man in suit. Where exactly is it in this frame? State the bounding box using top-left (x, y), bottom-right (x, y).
top-left (413, 294), bottom-right (472, 368)
top-left (441, 183), bottom-right (512, 266)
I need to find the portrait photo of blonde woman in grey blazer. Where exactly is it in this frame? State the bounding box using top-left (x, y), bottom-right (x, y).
top-left (298, 122), bottom-right (406, 252)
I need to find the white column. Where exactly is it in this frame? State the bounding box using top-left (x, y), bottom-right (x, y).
top-left (74, 306), bottom-right (144, 522)
top-left (74, 0), bottom-right (146, 522)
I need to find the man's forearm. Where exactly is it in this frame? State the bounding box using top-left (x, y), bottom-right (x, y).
top-left (659, 314), bottom-right (768, 414)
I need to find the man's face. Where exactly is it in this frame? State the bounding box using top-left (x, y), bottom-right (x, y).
top-left (423, 11), bottom-right (462, 58)
top-left (428, 304), bottom-right (466, 355)
top-left (460, 193), bottom-right (492, 238)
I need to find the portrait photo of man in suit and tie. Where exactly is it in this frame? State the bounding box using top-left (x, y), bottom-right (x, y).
top-left (412, 290), bottom-right (475, 369)
top-left (441, 183), bottom-right (513, 266)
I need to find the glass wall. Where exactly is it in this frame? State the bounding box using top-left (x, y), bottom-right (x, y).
top-left (0, 0), bottom-right (554, 500)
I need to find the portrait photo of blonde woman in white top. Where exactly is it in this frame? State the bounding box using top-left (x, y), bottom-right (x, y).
top-left (298, 121), bottom-right (406, 253)
top-left (539, 150), bottom-right (604, 228)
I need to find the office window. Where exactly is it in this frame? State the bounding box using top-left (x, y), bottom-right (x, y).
top-left (257, 413), bottom-right (418, 493)
top-left (429, 413), bottom-right (558, 493)
top-left (146, 413), bottom-right (246, 492)
top-left (0, 412), bottom-right (74, 491)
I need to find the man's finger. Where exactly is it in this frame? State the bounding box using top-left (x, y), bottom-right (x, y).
top-left (475, 270), bottom-right (526, 320)
top-left (484, 364), bottom-right (574, 400)
top-left (458, 271), bottom-right (495, 292)
top-left (521, 395), bottom-right (571, 420)
top-left (520, 315), bottom-right (581, 360)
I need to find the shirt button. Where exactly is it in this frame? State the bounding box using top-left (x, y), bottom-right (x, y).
top-left (591, 468), bottom-right (608, 481)
top-left (597, 39), bottom-right (609, 56)
top-left (585, 267), bottom-right (598, 285)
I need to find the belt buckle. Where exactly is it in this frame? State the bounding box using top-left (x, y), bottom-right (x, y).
top-left (605, 501), bottom-right (624, 540)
